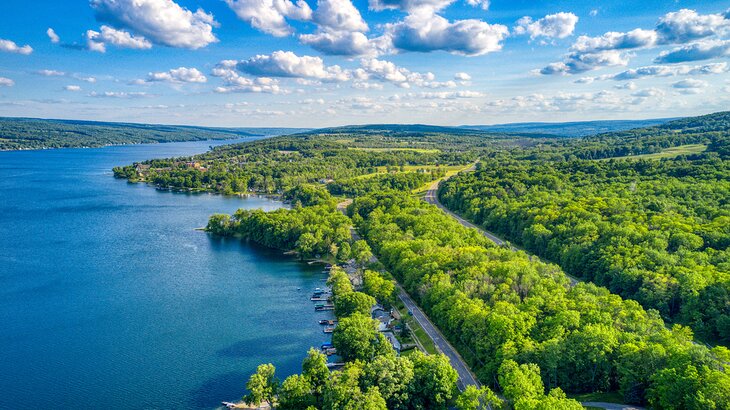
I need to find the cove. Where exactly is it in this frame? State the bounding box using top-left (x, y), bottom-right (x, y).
top-left (0, 139), bottom-right (333, 409)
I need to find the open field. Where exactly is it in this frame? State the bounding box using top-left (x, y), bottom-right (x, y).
top-left (600, 144), bottom-right (707, 160)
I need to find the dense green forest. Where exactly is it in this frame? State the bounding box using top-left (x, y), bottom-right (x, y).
top-left (0, 117), bottom-right (308, 150)
top-left (440, 131), bottom-right (730, 345)
top-left (120, 111), bottom-right (730, 408)
top-left (350, 192), bottom-right (729, 408)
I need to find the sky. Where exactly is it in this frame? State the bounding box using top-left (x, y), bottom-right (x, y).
top-left (0, 0), bottom-right (729, 127)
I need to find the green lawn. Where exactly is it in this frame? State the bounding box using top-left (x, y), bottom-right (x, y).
top-left (394, 301), bottom-right (438, 355)
top-left (600, 144), bottom-right (707, 161)
top-left (570, 391), bottom-right (625, 404)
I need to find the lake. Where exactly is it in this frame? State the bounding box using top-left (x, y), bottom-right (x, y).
top-left (0, 139), bottom-right (333, 409)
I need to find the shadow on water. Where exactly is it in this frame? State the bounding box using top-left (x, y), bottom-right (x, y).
top-left (189, 370), bottom-right (249, 409)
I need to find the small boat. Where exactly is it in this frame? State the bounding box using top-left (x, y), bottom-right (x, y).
top-left (315, 305), bottom-right (334, 311)
top-left (321, 343), bottom-right (334, 349)
top-left (323, 348), bottom-right (337, 356)
top-left (319, 319), bottom-right (337, 325)
top-left (323, 326), bottom-right (335, 333)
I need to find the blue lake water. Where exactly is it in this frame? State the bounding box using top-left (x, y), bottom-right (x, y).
top-left (0, 139), bottom-right (333, 409)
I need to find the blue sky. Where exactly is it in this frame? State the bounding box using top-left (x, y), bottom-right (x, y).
top-left (0, 0), bottom-right (728, 127)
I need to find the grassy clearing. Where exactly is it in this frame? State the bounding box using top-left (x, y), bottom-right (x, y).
top-left (600, 144), bottom-right (707, 161)
top-left (569, 391), bottom-right (625, 404)
top-left (395, 300), bottom-right (438, 355)
top-left (348, 147), bottom-right (441, 154)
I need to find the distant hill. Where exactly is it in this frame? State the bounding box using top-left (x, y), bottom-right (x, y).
top-left (460, 118), bottom-right (678, 137)
top-left (0, 117), bottom-right (308, 151)
top-left (310, 123), bottom-right (558, 138)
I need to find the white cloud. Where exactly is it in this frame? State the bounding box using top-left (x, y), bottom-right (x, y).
top-left (454, 72), bottom-right (471, 81)
top-left (673, 78), bottom-right (709, 89)
top-left (300, 31), bottom-right (374, 56)
top-left (90, 0), bottom-right (217, 49)
top-left (236, 51), bottom-right (350, 81)
top-left (47, 28), bottom-right (60, 44)
top-left (225, 0), bottom-right (311, 37)
top-left (146, 67), bottom-right (207, 83)
top-left (88, 91), bottom-right (150, 98)
top-left (358, 58), bottom-right (455, 88)
top-left (655, 39), bottom-right (730, 63)
top-left (36, 69), bottom-right (65, 77)
top-left (211, 60), bottom-right (288, 93)
top-left (631, 87), bottom-right (664, 97)
top-left (465, 0), bottom-right (489, 11)
top-left (313, 0), bottom-right (368, 32)
top-left (87, 26), bottom-right (153, 52)
top-left (368, 0), bottom-right (455, 12)
top-left (540, 50), bottom-right (628, 75)
top-left (0, 77), bottom-right (14, 87)
top-left (610, 62), bottom-right (728, 80)
top-left (589, 9), bottom-right (598, 17)
top-left (514, 12), bottom-right (579, 40)
top-left (64, 85), bottom-right (82, 92)
top-left (541, 8), bottom-right (730, 75)
top-left (384, 9), bottom-right (509, 56)
top-left (614, 82), bottom-right (637, 90)
top-left (0, 38), bottom-right (33, 55)
top-left (656, 9), bottom-right (730, 43)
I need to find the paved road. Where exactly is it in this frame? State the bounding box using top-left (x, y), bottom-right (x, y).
top-left (396, 284), bottom-right (481, 392)
top-left (425, 178), bottom-right (580, 286)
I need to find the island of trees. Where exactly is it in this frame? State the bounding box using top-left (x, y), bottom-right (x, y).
top-left (117, 111), bottom-right (730, 409)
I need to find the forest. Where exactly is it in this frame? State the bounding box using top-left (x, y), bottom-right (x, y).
top-left (131, 110), bottom-right (730, 408)
top-left (0, 116), bottom-right (304, 150)
top-left (439, 132), bottom-right (730, 345)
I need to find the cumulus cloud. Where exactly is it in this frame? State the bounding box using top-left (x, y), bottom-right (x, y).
top-left (0, 77), bottom-right (14, 87)
top-left (384, 8), bottom-right (509, 56)
top-left (514, 12), bottom-right (579, 40)
top-left (454, 72), bottom-right (471, 81)
top-left (466, 0), bottom-right (489, 10)
top-left (64, 85), bottom-right (82, 92)
top-left (146, 67), bottom-right (207, 83)
top-left (211, 60), bottom-right (287, 93)
top-left (298, 0), bottom-right (375, 56)
top-left (90, 0), bottom-right (217, 49)
top-left (47, 28), bottom-right (60, 44)
top-left (0, 38), bottom-right (33, 55)
top-left (358, 58), bottom-right (455, 88)
top-left (655, 39), bottom-right (730, 63)
top-left (87, 25), bottom-right (152, 52)
top-left (236, 51), bottom-right (350, 81)
top-left (542, 8), bottom-right (730, 75)
top-left (575, 62), bottom-right (728, 85)
top-left (540, 50), bottom-right (628, 75)
top-left (631, 87), bottom-right (664, 98)
top-left (656, 9), bottom-right (730, 43)
top-left (225, 0), bottom-right (311, 37)
top-left (673, 78), bottom-right (708, 88)
top-left (300, 31), bottom-right (374, 56)
top-left (368, 0), bottom-right (455, 12)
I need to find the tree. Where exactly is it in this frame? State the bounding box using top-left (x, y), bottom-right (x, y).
top-left (363, 270), bottom-right (396, 307)
top-left (302, 348), bottom-right (329, 403)
top-left (409, 351), bottom-right (458, 409)
top-left (498, 360), bottom-right (543, 406)
top-left (278, 374), bottom-right (315, 409)
top-left (335, 291), bottom-right (376, 318)
top-left (323, 362), bottom-right (364, 410)
top-left (296, 232), bottom-right (318, 259)
top-left (206, 213), bottom-right (231, 235)
top-left (455, 385), bottom-right (504, 410)
top-left (361, 354), bottom-right (414, 410)
top-left (344, 387), bottom-right (388, 410)
top-left (243, 363), bottom-right (278, 407)
top-left (332, 313), bottom-right (387, 361)
top-left (328, 267), bottom-right (354, 297)
top-left (352, 240), bottom-right (373, 266)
